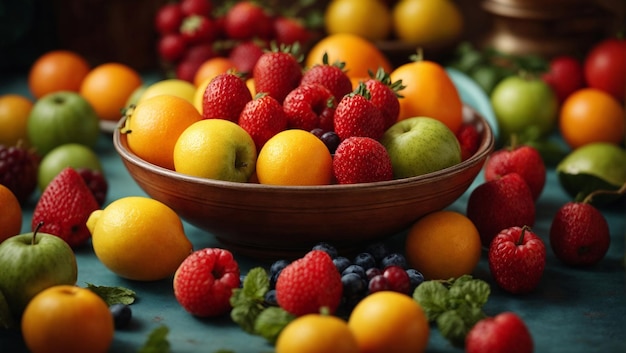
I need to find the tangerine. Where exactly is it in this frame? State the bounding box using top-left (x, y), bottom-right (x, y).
top-left (122, 94), bottom-right (202, 170)
top-left (0, 94), bottom-right (33, 146)
top-left (256, 129), bottom-right (333, 186)
top-left (324, 0), bottom-right (392, 41)
top-left (559, 88), bottom-right (625, 149)
top-left (28, 50), bottom-right (90, 99)
top-left (405, 210), bottom-right (482, 280)
top-left (0, 185), bottom-right (22, 242)
top-left (275, 313), bottom-right (360, 353)
top-left (79, 62), bottom-right (143, 121)
top-left (193, 57), bottom-right (237, 87)
top-left (306, 33), bottom-right (392, 82)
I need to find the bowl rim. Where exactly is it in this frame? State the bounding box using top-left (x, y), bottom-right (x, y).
top-left (113, 106), bottom-right (494, 192)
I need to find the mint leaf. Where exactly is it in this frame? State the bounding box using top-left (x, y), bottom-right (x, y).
top-left (436, 310), bottom-right (468, 347)
top-left (412, 280), bottom-right (450, 321)
top-left (138, 325), bottom-right (170, 353)
top-left (85, 283), bottom-right (137, 306)
top-left (241, 267), bottom-right (270, 301)
top-left (230, 267), bottom-right (271, 334)
top-left (448, 275), bottom-right (490, 309)
top-left (253, 306), bottom-right (295, 344)
top-left (230, 300), bottom-right (265, 334)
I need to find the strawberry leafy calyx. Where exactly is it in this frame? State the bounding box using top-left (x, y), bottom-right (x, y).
top-left (267, 41), bottom-right (304, 63)
top-left (320, 52), bottom-right (347, 71)
top-left (369, 67), bottom-right (406, 98)
top-left (351, 82), bottom-right (372, 100)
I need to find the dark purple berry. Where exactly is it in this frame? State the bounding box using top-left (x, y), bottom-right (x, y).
top-left (365, 267), bottom-right (382, 280)
top-left (333, 256), bottom-right (352, 274)
top-left (368, 274), bottom-right (389, 294)
top-left (310, 128), bottom-right (325, 139)
top-left (0, 145), bottom-right (40, 204)
top-left (406, 268), bottom-right (424, 293)
top-left (353, 252), bottom-right (376, 270)
top-left (383, 265), bottom-right (411, 294)
top-left (269, 259), bottom-right (290, 277)
top-left (312, 242), bottom-right (338, 259)
top-left (320, 131), bottom-right (340, 154)
top-left (380, 252), bottom-right (408, 269)
top-left (109, 303), bottom-right (132, 329)
top-left (341, 272), bottom-right (367, 298)
top-left (366, 242), bottom-right (390, 263)
top-left (342, 264), bottom-right (366, 279)
top-left (76, 168), bottom-right (108, 206)
top-left (264, 289), bottom-right (278, 306)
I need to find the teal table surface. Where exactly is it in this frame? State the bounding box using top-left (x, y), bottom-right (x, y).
top-left (1, 73), bottom-right (625, 353)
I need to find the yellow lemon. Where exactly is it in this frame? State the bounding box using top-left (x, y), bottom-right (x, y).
top-left (87, 196), bottom-right (193, 281)
top-left (138, 79), bottom-right (197, 105)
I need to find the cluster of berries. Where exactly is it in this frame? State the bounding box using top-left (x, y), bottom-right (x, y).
top-left (262, 242), bottom-right (424, 317)
top-left (154, 0), bottom-right (316, 81)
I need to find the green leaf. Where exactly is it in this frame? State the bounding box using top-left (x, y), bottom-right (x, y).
top-left (241, 267), bottom-right (270, 301)
top-left (448, 276), bottom-right (490, 309)
top-left (412, 280), bottom-right (450, 321)
top-left (138, 325), bottom-right (170, 353)
top-left (85, 283), bottom-right (137, 306)
top-left (229, 267), bottom-right (272, 334)
top-left (253, 307), bottom-right (295, 344)
top-left (436, 310), bottom-right (470, 347)
top-left (230, 300), bottom-right (266, 334)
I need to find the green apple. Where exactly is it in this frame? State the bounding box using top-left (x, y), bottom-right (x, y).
top-left (0, 226), bottom-right (78, 320)
top-left (490, 75), bottom-right (558, 143)
top-left (27, 91), bottom-right (100, 156)
top-left (37, 143), bottom-right (102, 191)
top-left (173, 119), bottom-right (257, 182)
top-left (380, 117), bottom-right (462, 178)
top-left (556, 142), bottom-right (626, 205)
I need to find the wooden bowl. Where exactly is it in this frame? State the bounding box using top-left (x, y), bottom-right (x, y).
top-left (113, 106), bottom-right (494, 260)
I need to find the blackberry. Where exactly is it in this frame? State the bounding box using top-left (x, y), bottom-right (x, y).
top-left (76, 168), bottom-right (108, 206)
top-left (109, 303), bottom-right (132, 329)
top-left (0, 145), bottom-right (40, 204)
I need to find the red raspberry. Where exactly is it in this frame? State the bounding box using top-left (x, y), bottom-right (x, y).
top-left (275, 250), bottom-right (343, 316)
top-left (456, 123), bottom-right (480, 161)
top-left (0, 145), bottom-right (39, 204)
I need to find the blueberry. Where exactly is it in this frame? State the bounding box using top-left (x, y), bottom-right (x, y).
top-left (353, 252), bottom-right (377, 270)
top-left (269, 271), bottom-right (281, 289)
top-left (321, 131), bottom-right (341, 154)
top-left (333, 256), bottom-right (352, 274)
top-left (109, 303), bottom-right (132, 329)
top-left (366, 242), bottom-right (390, 262)
top-left (264, 289), bottom-right (278, 306)
top-left (312, 242), bottom-right (338, 259)
top-left (310, 128), bottom-right (325, 139)
top-left (342, 264), bottom-right (366, 279)
top-left (380, 252), bottom-right (408, 269)
top-left (406, 268), bottom-right (425, 293)
top-left (341, 273), bottom-right (367, 298)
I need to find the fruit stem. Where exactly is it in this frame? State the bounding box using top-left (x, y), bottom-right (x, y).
top-left (32, 221), bottom-right (44, 245)
top-left (517, 225), bottom-right (530, 245)
top-left (582, 181), bottom-right (626, 204)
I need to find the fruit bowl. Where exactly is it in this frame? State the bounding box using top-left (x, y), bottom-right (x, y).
top-left (113, 106), bottom-right (494, 260)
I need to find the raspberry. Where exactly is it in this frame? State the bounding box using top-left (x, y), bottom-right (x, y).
top-left (0, 145), bottom-right (40, 204)
top-left (76, 168), bottom-right (108, 206)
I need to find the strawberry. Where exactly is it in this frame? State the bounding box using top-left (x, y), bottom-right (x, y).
top-left (180, 15), bottom-right (218, 44)
top-left (300, 54), bottom-right (353, 102)
top-left (275, 250), bottom-right (343, 316)
top-left (363, 67), bottom-right (404, 130)
top-left (173, 248), bottom-right (241, 317)
top-left (549, 201), bottom-right (610, 266)
top-left (228, 40), bottom-right (266, 76)
top-left (456, 123), bottom-right (480, 161)
top-left (154, 3), bottom-right (184, 35)
top-left (238, 93), bottom-right (287, 151)
top-left (158, 33), bottom-right (187, 62)
top-left (333, 137), bottom-right (393, 184)
top-left (252, 44), bottom-right (303, 104)
top-left (273, 16), bottom-right (312, 46)
top-left (223, 1), bottom-right (273, 41)
top-left (488, 226), bottom-right (546, 294)
top-left (180, 0), bottom-right (212, 17)
top-left (202, 72), bottom-right (252, 122)
top-left (467, 173), bottom-right (536, 247)
top-left (466, 312), bottom-right (534, 353)
top-left (484, 143), bottom-right (546, 201)
top-left (333, 84), bottom-right (386, 141)
top-left (283, 83), bottom-right (336, 132)
top-left (31, 167), bottom-right (100, 248)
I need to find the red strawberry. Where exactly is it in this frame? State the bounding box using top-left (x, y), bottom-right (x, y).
top-left (456, 123), bottom-right (480, 161)
top-left (180, 15), bottom-right (219, 44)
top-left (31, 167), bottom-right (100, 248)
top-left (484, 144), bottom-right (546, 201)
top-left (364, 68), bottom-right (404, 130)
top-left (252, 45), bottom-right (303, 104)
top-left (333, 84), bottom-right (386, 141)
top-left (238, 93), bottom-right (287, 151)
top-left (228, 40), bottom-right (266, 76)
top-left (273, 16), bottom-right (312, 46)
top-left (488, 226), bottom-right (546, 294)
top-left (300, 54), bottom-right (353, 102)
top-left (180, 0), bottom-right (212, 17)
top-left (173, 248), bottom-right (241, 317)
top-left (467, 173), bottom-right (536, 247)
top-left (466, 312), bottom-right (534, 353)
top-left (333, 137), bottom-right (393, 184)
top-left (223, 1), bottom-right (273, 41)
top-left (158, 33), bottom-right (187, 62)
top-left (275, 250), bottom-right (343, 316)
top-left (283, 83), bottom-right (336, 132)
top-left (202, 72), bottom-right (252, 122)
top-left (154, 3), bottom-right (184, 35)
top-left (549, 201), bottom-right (610, 266)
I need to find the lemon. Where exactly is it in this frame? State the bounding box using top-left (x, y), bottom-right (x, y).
top-left (87, 196), bottom-right (193, 281)
top-left (138, 79), bottom-right (197, 105)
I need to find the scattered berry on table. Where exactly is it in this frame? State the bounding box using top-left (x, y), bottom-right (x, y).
top-left (76, 168), bottom-right (108, 206)
top-left (109, 303), bottom-right (132, 329)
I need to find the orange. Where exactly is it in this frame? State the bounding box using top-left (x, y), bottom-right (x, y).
top-left (0, 185), bottom-right (22, 242)
top-left (0, 94), bottom-right (33, 146)
top-left (392, 0), bottom-right (463, 48)
top-left (275, 313), bottom-right (360, 353)
top-left (559, 88), bottom-right (625, 149)
top-left (256, 129), bottom-right (333, 186)
top-left (324, 0), bottom-right (392, 41)
top-left (21, 285), bottom-right (114, 353)
top-left (193, 57), bottom-right (237, 87)
top-left (79, 62), bottom-right (143, 121)
top-left (348, 291), bottom-right (429, 353)
top-left (28, 50), bottom-right (91, 99)
top-left (390, 58), bottom-right (463, 133)
top-left (405, 210), bottom-right (482, 280)
top-left (306, 33), bottom-right (393, 82)
top-left (121, 94), bottom-right (202, 170)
